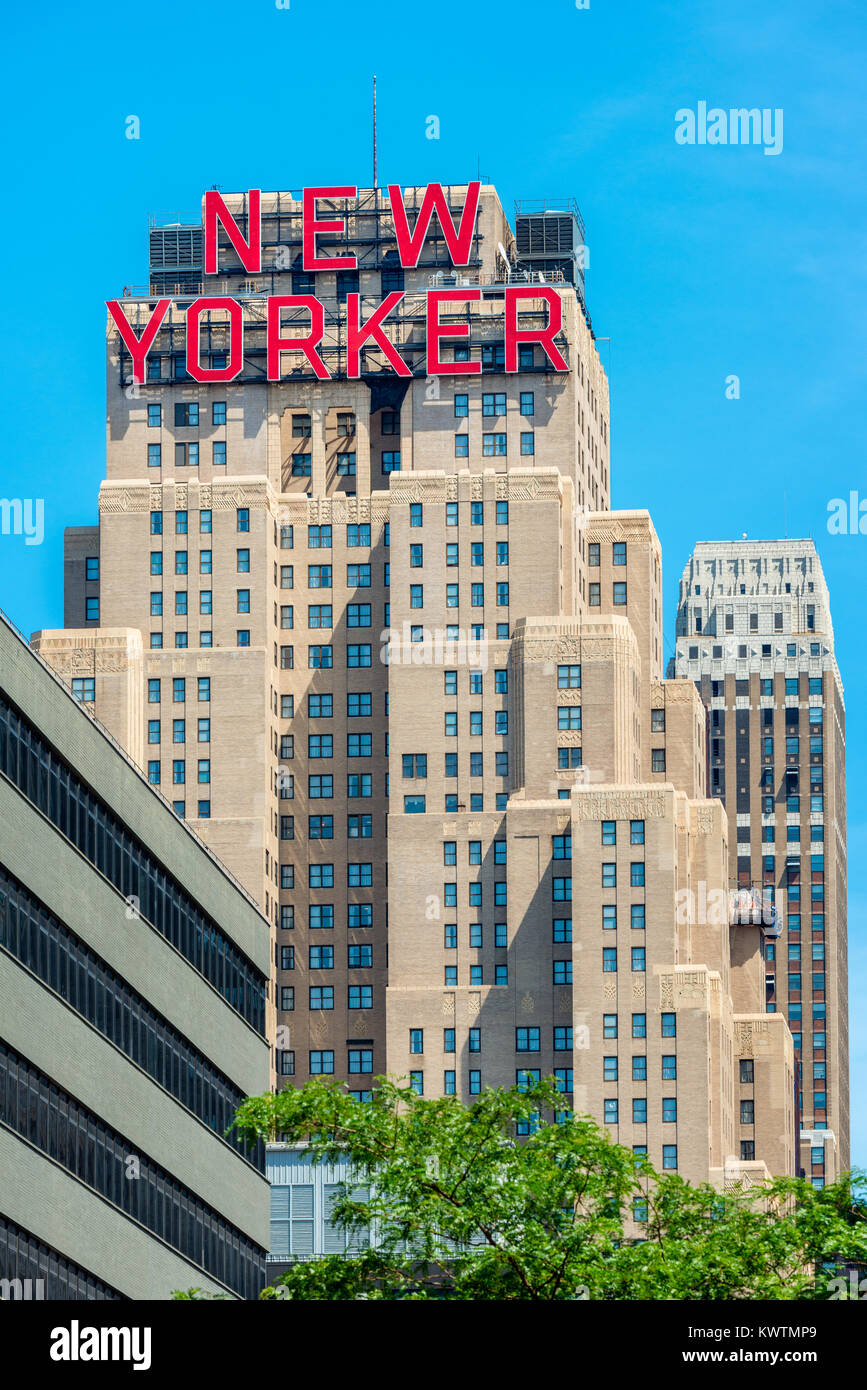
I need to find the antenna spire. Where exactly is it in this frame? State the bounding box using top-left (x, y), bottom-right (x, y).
top-left (373, 75), bottom-right (378, 190)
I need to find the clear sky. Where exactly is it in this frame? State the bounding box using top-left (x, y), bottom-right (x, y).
top-left (0, 0), bottom-right (863, 1163)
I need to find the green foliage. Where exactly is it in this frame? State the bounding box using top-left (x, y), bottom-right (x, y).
top-left (171, 1287), bottom-right (233, 1300)
top-left (229, 1078), bottom-right (867, 1301)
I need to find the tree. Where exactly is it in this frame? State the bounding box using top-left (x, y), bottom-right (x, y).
top-left (229, 1078), bottom-right (867, 1301)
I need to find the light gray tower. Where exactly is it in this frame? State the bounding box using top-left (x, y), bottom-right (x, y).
top-left (671, 539), bottom-right (848, 1181)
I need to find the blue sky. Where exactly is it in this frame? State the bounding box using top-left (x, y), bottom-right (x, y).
top-left (0, 0), bottom-right (864, 1163)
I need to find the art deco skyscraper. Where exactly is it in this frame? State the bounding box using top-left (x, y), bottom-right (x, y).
top-left (46, 183), bottom-right (796, 1189)
top-left (671, 540), bottom-right (848, 1182)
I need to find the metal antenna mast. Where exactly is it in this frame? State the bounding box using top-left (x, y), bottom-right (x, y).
top-left (373, 75), bottom-right (378, 190)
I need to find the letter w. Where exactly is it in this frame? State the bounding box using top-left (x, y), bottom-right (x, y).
top-left (387, 181), bottom-right (481, 268)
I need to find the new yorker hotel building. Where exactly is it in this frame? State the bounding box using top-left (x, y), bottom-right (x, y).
top-left (54, 183), bottom-right (793, 1186)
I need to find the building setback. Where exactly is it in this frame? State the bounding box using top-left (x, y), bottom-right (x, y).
top-left (48, 182), bottom-right (799, 1192)
top-left (0, 613), bottom-right (271, 1298)
top-left (671, 540), bottom-right (848, 1181)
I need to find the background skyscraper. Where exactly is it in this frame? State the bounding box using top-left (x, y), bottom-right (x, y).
top-left (671, 540), bottom-right (848, 1180)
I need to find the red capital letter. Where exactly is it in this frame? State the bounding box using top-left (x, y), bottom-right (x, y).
top-left (267, 296), bottom-right (330, 380)
top-left (107, 298), bottom-right (170, 383)
top-left (426, 291), bottom-right (481, 375)
top-left (347, 293), bottom-right (411, 378)
top-left (505, 287), bottom-right (569, 372)
top-left (302, 187), bottom-right (357, 271)
top-left (388, 182), bottom-right (481, 268)
top-left (185, 298), bottom-right (244, 381)
top-left (204, 190), bottom-right (261, 274)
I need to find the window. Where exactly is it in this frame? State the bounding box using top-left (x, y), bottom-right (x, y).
top-left (237, 508), bottom-right (249, 532)
top-left (661, 1013), bottom-right (676, 1037)
top-left (520, 432), bottom-right (534, 455)
top-left (409, 1029), bottom-right (424, 1054)
top-left (552, 834), bottom-right (571, 862)
top-left (348, 1049), bottom-right (373, 1075)
top-left (71, 677), bottom-right (95, 703)
top-left (337, 452), bottom-right (357, 475)
top-left (482, 392), bottom-right (506, 416)
top-left (589, 583), bottom-right (600, 606)
top-left (85, 598), bottom-right (99, 622)
top-left (632, 1013), bottom-right (646, 1038)
top-left (516, 1028), bottom-right (540, 1052)
top-left (337, 270), bottom-right (359, 302)
top-left (309, 734), bottom-right (333, 758)
top-left (520, 391), bottom-right (534, 416)
top-left (604, 1099), bottom-right (619, 1125)
top-left (613, 582), bottom-right (627, 605)
top-left (310, 1051), bottom-right (335, 1075)
top-left (237, 547), bottom-right (250, 574)
top-left (662, 1146), bottom-right (678, 1171)
top-left (309, 863), bottom-right (334, 888)
top-left (308, 604), bottom-right (332, 629)
top-left (651, 709), bottom-right (665, 733)
top-left (482, 432), bottom-right (507, 456)
top-left (309, 564), bottom-right (332, 589)
top-left (651, 749), bottom-right (666, 773)
top-left (310, 944), bottom-right (334, 970)
top-left (602, 948), bottom-right (617, 973)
